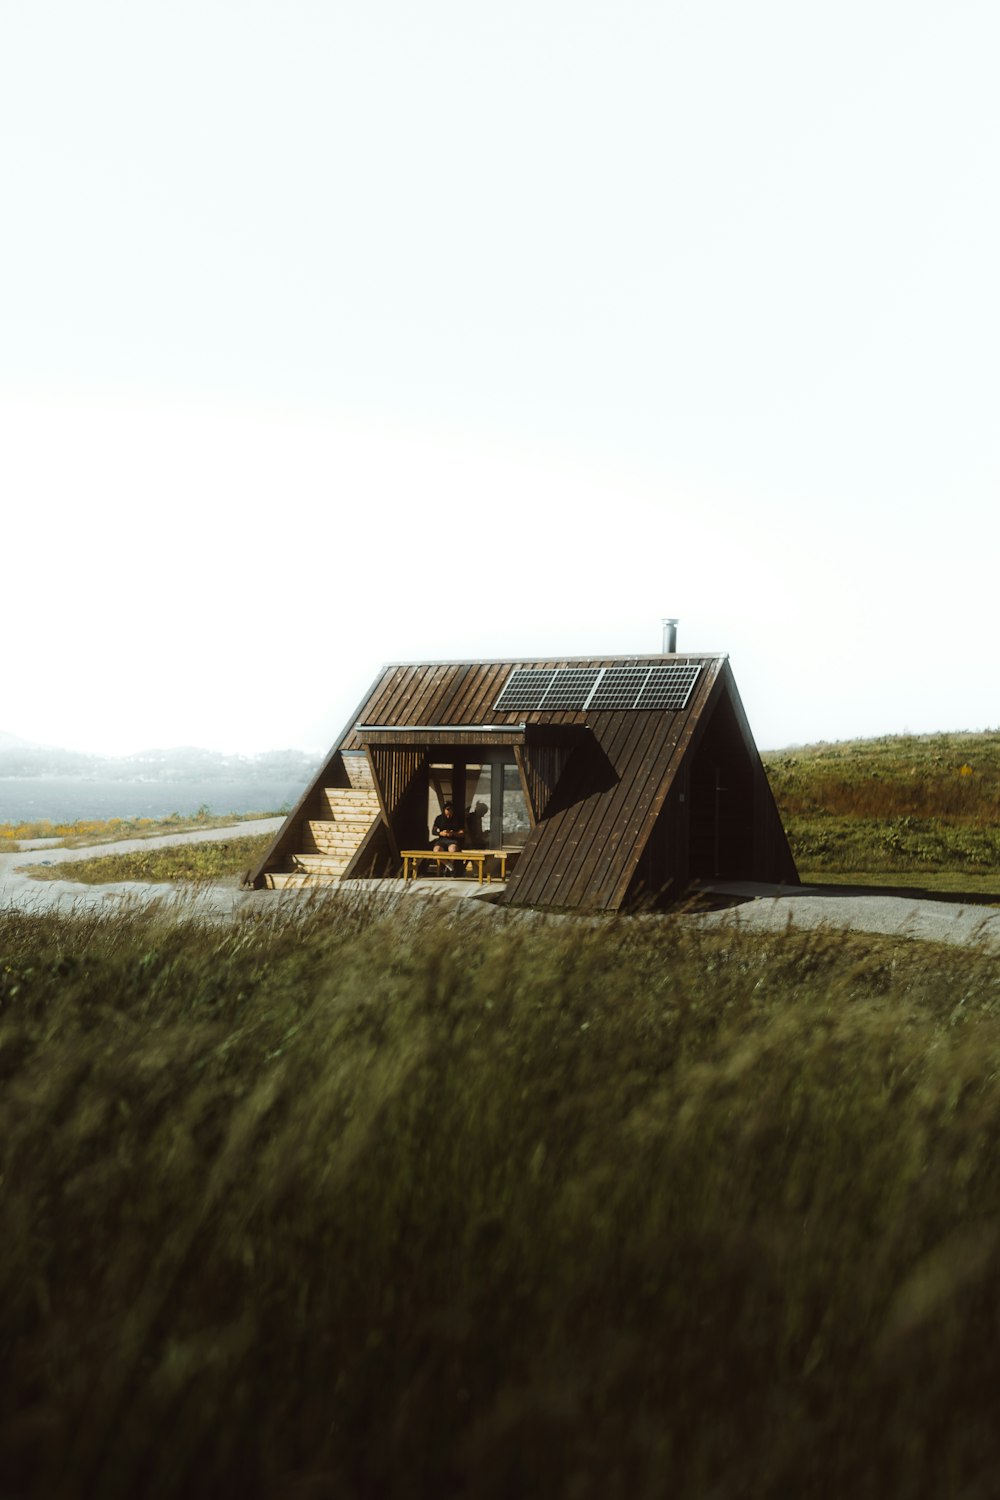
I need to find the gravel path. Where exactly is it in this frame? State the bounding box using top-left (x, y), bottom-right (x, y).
top-left (2, 828), bottom-right (998, 949)
top-left (0, 820), bottom-right (288, 919)
top-left (694, 880), bottom-right (1000, 952)
top-left (0, 820), bottom-right (491, 920)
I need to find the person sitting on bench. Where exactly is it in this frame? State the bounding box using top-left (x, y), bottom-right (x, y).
top-left (431, 801), bottom-right (466, 875)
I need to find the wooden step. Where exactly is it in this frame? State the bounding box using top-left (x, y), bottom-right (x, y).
top-left (302, 840), bottom-right (369, 857)
top-left (265, 871), bottom-right (342, 890)
top-left (304, 826), bottom-right (374, 844)
top-left (307, 816), bottom-right (377, 828)
top-left (319, 790), bottom-right (381, 818)
top-left (303, 833), bottom-right (372, 856)
top-left (258, 786), bottom-right (382, 889)
top-left (306, 817), bottom-right (375, 836)
top-left (291, 854), bottom-right (352, 875)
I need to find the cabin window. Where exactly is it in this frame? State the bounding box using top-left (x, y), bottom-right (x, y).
top-left (428, 764), bottom-right (491, 846)
top-left (464, 764), bottom-right (493, 847)
top-left (427, 759), bottom-right (530, 847)
top-left (501, 765), bottom-right (531, 847)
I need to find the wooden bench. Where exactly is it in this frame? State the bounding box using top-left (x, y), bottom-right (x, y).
top-left (400, 849), bottom-right (520, 884)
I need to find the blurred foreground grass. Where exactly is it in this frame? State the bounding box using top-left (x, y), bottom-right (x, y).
top-left (3, 898), bottom-right (1000, 1498)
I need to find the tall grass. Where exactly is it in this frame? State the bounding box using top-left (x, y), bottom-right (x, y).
top-left (763, 730), bottom-right (1000, 821)
top-left (4, 899), bottom-right (1000, 1497)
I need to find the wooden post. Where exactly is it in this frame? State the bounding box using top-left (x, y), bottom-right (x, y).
top-left (512, 744), bottom-right (539, 827)
top-left (452, 760), bottom-right (467, 838)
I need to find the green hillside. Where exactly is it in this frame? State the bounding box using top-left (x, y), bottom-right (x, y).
top-left (763, 730), bottom-right (1000, 886)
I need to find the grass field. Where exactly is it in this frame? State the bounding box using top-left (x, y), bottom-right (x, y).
top-left (18, 834), bottom-right (274, 886)
top-left (4, 897), bottom-right (1000, 1498)
top-left (0, 808), bottom-right (281, 855)
top-left (763, 729), bottom-right (1000, 886)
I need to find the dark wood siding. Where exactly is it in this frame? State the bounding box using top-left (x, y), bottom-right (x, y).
top-left (366, 745), bottom-right (426, 862)
top-left (515, 742), bottom-right (572, 823)
top-left (502, 661), bottom-right (725, 911)
top-left (368, 746), bottom-right (424, 818)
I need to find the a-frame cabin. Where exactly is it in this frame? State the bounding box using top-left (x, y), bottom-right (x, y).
top-left (244, 652), bottom-right (798, 911)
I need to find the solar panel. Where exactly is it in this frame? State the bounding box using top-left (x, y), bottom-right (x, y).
top-left (537, 667), bottom-right (602, 710)
top-left (586, 667), bottom-right (649, 709)
top-left (493, 668), bottom-right (557, 712)
top-left (635, 664), bottom-right (702, 709)
top-left (492, 663), bottom-right (702, 713)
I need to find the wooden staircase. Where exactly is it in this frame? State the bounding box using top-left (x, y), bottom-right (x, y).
top-left (263, 785), bottom-right (382, 889)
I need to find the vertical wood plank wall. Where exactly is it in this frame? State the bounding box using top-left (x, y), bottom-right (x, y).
top-left (365, 745), bottom-right (426, 864)
top-left (515, 743), bottom-right (570, 824)
top-left (367, 746), bottom-right (424, 819)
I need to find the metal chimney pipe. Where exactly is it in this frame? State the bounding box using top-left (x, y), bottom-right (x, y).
top-left (661, 618), bottom-right (678, 653)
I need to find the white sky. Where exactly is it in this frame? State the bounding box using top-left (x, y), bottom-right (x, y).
top-left (3, 0), bottom-right (998, 756)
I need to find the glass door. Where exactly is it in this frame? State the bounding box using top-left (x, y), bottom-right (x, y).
top-left (426, 755), bottom-right (531, 848)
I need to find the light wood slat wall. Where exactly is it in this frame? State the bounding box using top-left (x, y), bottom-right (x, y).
top-left (341, 752), bottom-right (374, 789)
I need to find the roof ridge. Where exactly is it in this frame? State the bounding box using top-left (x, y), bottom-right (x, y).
top-left (379, 652), bottom-right (729, 668)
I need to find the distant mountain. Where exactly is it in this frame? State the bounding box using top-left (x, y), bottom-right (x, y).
top-left (0, 738), bottom-right (317, 784)
top-left (0, 729), bottom-right (47, 751)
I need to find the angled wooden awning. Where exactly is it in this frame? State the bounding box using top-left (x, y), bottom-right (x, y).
top-left (356, 724), bottom-right (527, 748)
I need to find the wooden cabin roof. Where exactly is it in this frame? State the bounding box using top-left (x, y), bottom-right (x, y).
top-left (339, 654), bottom-right (727, 749)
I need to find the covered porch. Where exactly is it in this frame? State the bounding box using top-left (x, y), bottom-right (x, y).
top-left (353, 723), bottom-right (587, 881)
top-left (356, 731), bottom-right (529, 883)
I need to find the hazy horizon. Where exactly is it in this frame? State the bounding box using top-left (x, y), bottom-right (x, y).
top-left (0, 728), bottom-right (324, 759)
top-left (3, 717), bottom-right (997, 765)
